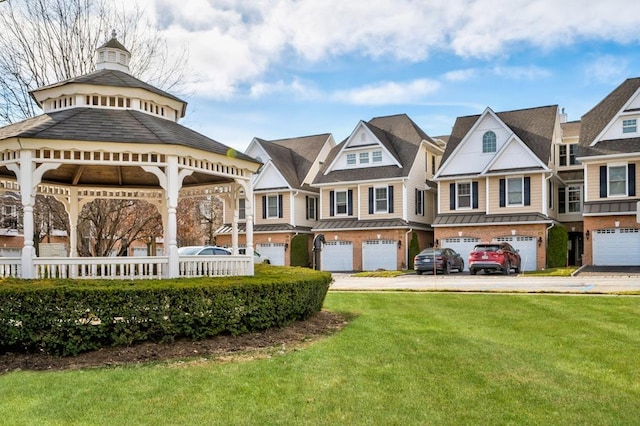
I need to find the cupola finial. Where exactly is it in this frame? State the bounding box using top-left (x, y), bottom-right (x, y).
top-left (112, 29), bottom-right (117, 39)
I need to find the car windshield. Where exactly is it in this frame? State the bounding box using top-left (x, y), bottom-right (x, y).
top-left (177, 246), bottom-right (201, 255)
top-left (473, 245), bottom-right (500, 252)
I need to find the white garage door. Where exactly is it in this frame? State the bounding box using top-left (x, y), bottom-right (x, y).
top-left (593, 228), bottom-right (640, 266)
top-left (362, 240), bottom-right (397, 271)
top-left (321, 241), bottom-right (353, 271)
top-left (257, 243), bottom-right (286, 266)
top-left (441, 237), bottom-right (480, 271)
top-left (496, 236), bottom-right (537, 272)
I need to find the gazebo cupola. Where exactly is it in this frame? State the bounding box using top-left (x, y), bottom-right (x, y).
top-left (95, 30), bottom-right (131, 73)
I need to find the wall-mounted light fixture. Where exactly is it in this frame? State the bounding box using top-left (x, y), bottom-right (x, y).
top-left (585, 230), bottom-right (590, 239)
top-left (284, 243), bottom-right (289, 251)
top-left (511, 229), bottom-right (516, 235)
top-left (614, 220), bottom-right (620, 228)
top-left (537, 236), bottom-right (543, 247)
top-left (435, 239), bottom-right (439, 247)
top-left (397, 240), bottom-right (402, 249)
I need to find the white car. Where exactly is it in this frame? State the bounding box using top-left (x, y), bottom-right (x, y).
top-left (177, 246), bottom-right (231, 256)
top-left (238, 248), bottom-right (271, 264)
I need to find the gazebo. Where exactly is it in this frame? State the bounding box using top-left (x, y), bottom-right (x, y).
top-left (0, 33), bottom-right (261, 279)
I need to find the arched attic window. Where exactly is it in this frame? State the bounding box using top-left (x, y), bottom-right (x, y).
top-left (482, 131), bottom-right (497, 153)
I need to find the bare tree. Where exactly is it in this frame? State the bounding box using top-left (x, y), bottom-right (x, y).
top-left (176, 196), bottom-right (224, 247)
top-left (0, 0), bottom-right (188, 124)
top-left (77, 199), bottom-right (163, 257)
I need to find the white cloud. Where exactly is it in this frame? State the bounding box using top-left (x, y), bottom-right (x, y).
top-left (583, 55), bottom-right (630, 84)
top-left (443, 69), bottom-right (478, 82)
top-left (491, 65), bottom-right (552, 80)
top-left (332, 79), bottom-right (441, 105)
top-left (121, 0), bottom-right (640, 98)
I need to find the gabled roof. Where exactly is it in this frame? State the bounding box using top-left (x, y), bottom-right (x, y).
top-left (99, 37), bottom-right (130, 53)
top-left (313, 114), bottom-right (429, 184)
top-left (30, 68), bottom-right (185, 107)
top-left (578, 77), bottom-right (640, 157)
top-left (254, 133), bottom-right (331, 190)
top-left (441, 105), bottom-right (558, 166)
top-left (0, 107), bottom-right (256, 161)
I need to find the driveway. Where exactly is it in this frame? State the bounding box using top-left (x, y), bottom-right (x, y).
top-left (329, 271), bottom-right (640, 294)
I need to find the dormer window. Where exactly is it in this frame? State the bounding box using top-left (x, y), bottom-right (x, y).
top-left (346, 153), bottom-right (356, 165)
top-left (623, 119), bottom-right (637, 134)
top-left (359, 152), bottom-right (369, 164)
top-left (372, 150), bottom-right (382, 163)
top-left (482, 131), bottom-right (496, 153)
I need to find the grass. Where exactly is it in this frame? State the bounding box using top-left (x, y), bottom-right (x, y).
top-left (2, 292), bottom-right (640, 425)
top-left (522, 267), bottom-right (578, 276)
top-left (352, 269), bottom-right (409, 277)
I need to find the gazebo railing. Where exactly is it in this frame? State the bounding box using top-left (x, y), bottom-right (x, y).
top-left (34, 256), bottom-right (169, 279)
top-left (178, 255), bottom-right (252, 278)
top-left (0, 255), bottom-right (253, 279)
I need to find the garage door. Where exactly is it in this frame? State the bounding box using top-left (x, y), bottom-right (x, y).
top-left (362, 240), bottom-right (397, 271)
top-left (256, 243), bottom-right (286, 266)
top-left (321, 241), bottom-right (353, 271)
top-left (593, 228), bottom-right (640, 266)
top-left (496, 236), bottom-right (537, 272)
top-left (441, 237), bottom-right (480, 271)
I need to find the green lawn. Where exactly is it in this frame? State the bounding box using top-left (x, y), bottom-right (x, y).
top-left (2, 292), bottom-right (640, 425)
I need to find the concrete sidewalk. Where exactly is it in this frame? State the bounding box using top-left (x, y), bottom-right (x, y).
top-left (329, 272), bottom-right (640, 294)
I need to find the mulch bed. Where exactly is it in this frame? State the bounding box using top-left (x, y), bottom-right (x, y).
top-left (0, 310), bottom-right (348, 373)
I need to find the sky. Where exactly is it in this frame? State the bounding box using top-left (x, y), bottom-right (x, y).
top-left (123, 0), bottom-right (640, 153)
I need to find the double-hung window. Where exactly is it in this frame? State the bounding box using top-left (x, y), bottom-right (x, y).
top-left (238, 198), bottom-right (246, 220)
top-left (416, 189), bottom-right (425, 215)
top-left (560, 144), bottom-right (579, 166)
top-left (457, 182), bottom-right (471, 209)
top-left (372, 150), bottom-right (382, 163)
top-left (623, 119), bottom-right (637, 134)
top-left (608, 165), bottom-right (627, 196)
top-left (306, 196), bottom-right (317, 220)
top-left (267, 195), bottom-right (279, 218)
top-left (375, 187), bottom-right (388, 213)
top-left (507, 177), bottom-right (523, 206)
top-left (359, 152), bottom-right (369, 164)
top-left (335, 191), bottom-right (348, 215)
top-left (568, 186), bottom-right (582, 213)
top-left (346, 153), bottom-right (356, 165)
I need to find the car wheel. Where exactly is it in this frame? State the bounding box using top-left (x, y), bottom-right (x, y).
top-left (514, 263), bottom-right (520, 273)
top-left (503, 261), bottom-right (511, 275)
top-left (416, 270), bottom-right (423, 275)
top-left (458, 261), bottom-right (464, 273)
top-left (469, 268), bottom-right (477, 275)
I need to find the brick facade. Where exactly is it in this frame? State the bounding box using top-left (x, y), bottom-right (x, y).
top-left (582, 215), bottom-right (639, 265)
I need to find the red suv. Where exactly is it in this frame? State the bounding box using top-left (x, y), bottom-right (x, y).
top-left (468, 242), bottom-right (521, 275)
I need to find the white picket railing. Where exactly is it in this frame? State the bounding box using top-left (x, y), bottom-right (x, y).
top-left (0, 255), bottom-right (252, 279)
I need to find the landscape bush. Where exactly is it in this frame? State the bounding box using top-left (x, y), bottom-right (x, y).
top-left (0, 265), bottom-right (332, 356)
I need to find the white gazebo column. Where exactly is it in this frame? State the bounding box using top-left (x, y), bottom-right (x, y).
top-left (165, 156), bottom-right (180, 278)
top-left (13, 151), bottom-right (36, 278)
top-left (238, 180), bottom-right (254, 275)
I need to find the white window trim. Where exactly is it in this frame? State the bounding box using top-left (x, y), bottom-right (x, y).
top-left (416, 189), bottom-right (425, 216)
top-left (346, 153), bottom-right (356, 165)
top-left (608, 163), bottom-right (628, 197)
top-left (506, 176), bottom-right (524, 207)
top-left (456, 181), bottom-right (472, 210)
top-left (372, 150), bottom-right (382, 163)
top-left (567, 185), bottom-right (582, 213)
top-left (335, 190), bottom-right (348, 215)
top-left (482, 131), bottom-right (497, 153)
top-left (359, 152), bottom-right (370, 164)
top-left (266, 195), bottom-right (279, 218)
top-left (622, 118), bottom-right (637, 134)
top-left (374, 186), bottom-right (389, 213)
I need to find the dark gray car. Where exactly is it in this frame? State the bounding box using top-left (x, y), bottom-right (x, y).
top-left (414, 248), bottom-right (464, 275)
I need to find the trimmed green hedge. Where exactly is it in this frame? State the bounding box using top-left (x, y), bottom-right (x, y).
top-left (0, 266), bottom-right (332, 356)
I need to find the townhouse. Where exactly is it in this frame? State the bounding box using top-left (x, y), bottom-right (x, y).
top-left (577, 77), bottom-right (640, 266)
top-left (310, 114), bottom-right (444, 271)
top-left (215, 134), bottom-right (335, 266)
top-left (432, 105), bottom-right (562, 272)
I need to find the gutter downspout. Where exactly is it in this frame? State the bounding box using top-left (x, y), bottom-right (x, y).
top-left (405, 228), bottom-right (413, 270)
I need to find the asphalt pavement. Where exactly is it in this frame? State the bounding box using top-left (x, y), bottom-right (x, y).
top-left (329, 270), bottom-right (640, 294)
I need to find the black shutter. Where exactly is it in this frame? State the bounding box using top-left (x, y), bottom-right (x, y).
top-left (629, 163), bottom-right (636, 196)
top-left (450, 183), bottom-right (456, 210)
top-left (329, 191), bottom-right (335, 217)
top-left (262, 195), bottom-right (267, 219)
top-left (415, 189), bottom-right (418, 215)
top-left (348, 190), bottom-right (353, 215)
top-left (278, 194), bottom-right (283, 218)
top-left (368, 187), bottom-right (374, 214)
top-left (558, 187), bottom-right (566, 214)
top-left (388, 185), bottom-right (394, 213)
top-left (600, 165), bottom-right (607, 198)
top-left (472, 181), bottom-right (479, 209)
top-left (499, 179), bottom-right (506, 207)
top-left (524, 177), bottom-right (531, 206)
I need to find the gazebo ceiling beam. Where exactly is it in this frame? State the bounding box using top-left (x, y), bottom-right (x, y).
top-left (72, 165), bottom-right (85, 185)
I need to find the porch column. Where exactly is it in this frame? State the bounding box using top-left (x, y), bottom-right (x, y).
top-left (16, 150), bottom-right (36, 278)
top-left (232, 188), bottom-right (239, 253)
top-left (166, 156), bottom-right (180, 278)
top-left (238, 180), bottom-right (254, 275)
